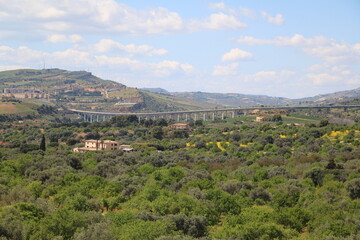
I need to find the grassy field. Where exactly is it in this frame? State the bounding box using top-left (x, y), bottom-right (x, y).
top-left (283, 113), bottom-right (321, 123)
top-left (108, 88), bottom-right (141, 99)
top-left (226, 116), bottom-right (256, 122)
top-left (0, 102), bottom-right (36, 114)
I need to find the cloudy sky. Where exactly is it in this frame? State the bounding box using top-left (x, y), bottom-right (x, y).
top-left (0, 0), bottom-right (359, 98)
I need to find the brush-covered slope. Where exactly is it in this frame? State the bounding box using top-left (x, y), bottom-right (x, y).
top-left (297, 87), bottom-right (360, 104)
top-left (134, 91), bottom-right (220, 112)
top-left (0, 69), bottom-right (221, 113)
top-left (172, 92), bottom-right (293, 107)
top-left (0, 68), bottom-right (124, 91)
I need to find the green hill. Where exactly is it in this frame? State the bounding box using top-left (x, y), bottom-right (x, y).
top-left (0, 68), bottom-right (124, 90)
top-left (0, 69), bottom-right (221, 113)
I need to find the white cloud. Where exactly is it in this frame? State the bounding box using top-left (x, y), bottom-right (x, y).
top-left (10, 46), bottom-right (44, 63)
top-left (46, 34), bottom-right (83, 43)
top-left (236, 34), bottom-right (360, 65)
top-left (235, 36), bottom-right (270, 45)
top-left (92, 39), bottom-right (167, 56)
top-left (150, 61), bottom-right (194, 77)
top-left (221, 48), bottom-right (253, 62)
top-left (51, 49), bottom-right (94, 66)
top-left (0, 46), bottom-right (14, 54)
top-left (253, 71), bottom-right (276, 78)
top-left (95, 55), bottom-right (141, 69)
top-left (346, 76), bottom-right (360, 85)
top-left (307, 73), bottom-right (341, 85)
top-left (0, 44), bottom-right (193, 79)
top-left (180, 63), bottom-right (194, 73)
top-left (245, 71), bottom-right (276, 82)
top-left (261, 11), bottom-right (285, 25)
top-left (192, 13), bottom-right (246, 31)
top-left (213, 63), bottom-right (239, 75)
top-left (37, 7), bottom-right (66, 19)
top-left (208, 3), bottom-right (255, 18)
top-left (236, 34), bottom-right (331, 47)
top-left (42, 21), bottom-right (71, 32)
top-left (239, 7), bottom-right (256, 19)
top-left (243, 70), bottom-right (296, 83)
top-left (0, 65), bottom-right (29, 71)
top-left (0, 0), bottom-right (249, 39)
top-left (208, 2), bottom-right (237, 16)
top-left (303, 43), bottom-right (360, 64)
top-left (208, 2), bottom-right (227, 11)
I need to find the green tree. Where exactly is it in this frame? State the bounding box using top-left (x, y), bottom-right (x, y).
top-left (272, 115), bottom-right (283, 122)
top-left (347, 178), bottom-right (360, 199)
top-left (319, 119), bottom-right (329, 127)
top-left (304, 167), bottom-right (325, 186)
top-left (40, 134), bottom-right (46, 151)
top-left (150, 126), bottom-right (164, 140)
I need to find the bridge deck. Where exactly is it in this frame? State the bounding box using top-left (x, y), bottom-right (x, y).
top-left (69, 105), bottom-right (360, 116)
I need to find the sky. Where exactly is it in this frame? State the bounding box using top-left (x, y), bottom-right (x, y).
top-left (0, 0), bottom-right (359, 98)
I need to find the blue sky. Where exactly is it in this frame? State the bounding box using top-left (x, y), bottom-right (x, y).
top-left (0, 0), bottom-right (359, 98)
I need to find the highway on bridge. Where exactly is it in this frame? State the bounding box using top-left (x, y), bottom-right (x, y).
top-left (69, 105), bottom-right (360, 117)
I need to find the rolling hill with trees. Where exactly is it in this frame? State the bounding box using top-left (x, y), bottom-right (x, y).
top-left (1, 68), bottom-right (359, 117)
top-left (0, 69), bottom-right (219, 114)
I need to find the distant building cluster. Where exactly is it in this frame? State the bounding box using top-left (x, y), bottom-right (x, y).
top-left (73, 139), bottom-right (133, 153)
top-left (1, 88), bottom-right (49, 99)
top-left (168, 123), bottom-right (192, 131)
top-left (255, 116), bottom-right (267, 122)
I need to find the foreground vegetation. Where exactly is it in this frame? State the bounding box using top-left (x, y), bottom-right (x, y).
top-left (0, 113), bottom-right (359, 240)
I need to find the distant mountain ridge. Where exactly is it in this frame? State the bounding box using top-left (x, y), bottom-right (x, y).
top-left (297, 87), bottom-right (360, 104)
top-left (171, 92), bottom-right (293, 107)
top-left (1, 68), bottom-right (359, 111)
top-left (140, 88), bottom-right (169, 94)
top-left (148, 88), bottom-right (360, 107)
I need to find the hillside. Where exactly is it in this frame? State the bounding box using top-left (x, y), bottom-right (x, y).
top-left (171, 87), bottom-right (360, 107)
top-left (0, 68), bottom-right (124, 91)
top-left (0, 69), bottom-right (221, 113)
top-left (172, 91), bottom-right (293, 107)
top-left (140, 88), bottom-right (169, 94)
top-left (297, 87), bottom-right (360, 104)
top-left (0, 102), bottom-right (37, 115)
top-left (1, 69), bottom-right (359, 114)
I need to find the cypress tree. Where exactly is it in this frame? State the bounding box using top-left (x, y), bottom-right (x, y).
top-left (40, 134), bottom-right (46, 151)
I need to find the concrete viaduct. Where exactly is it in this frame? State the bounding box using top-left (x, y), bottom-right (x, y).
top-left (68, 105), bottom-right (360, 123)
